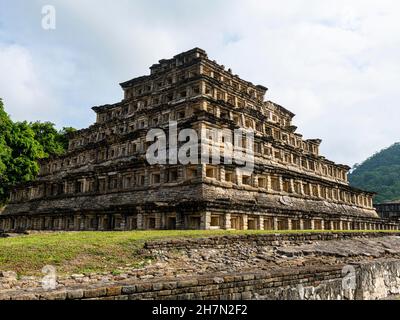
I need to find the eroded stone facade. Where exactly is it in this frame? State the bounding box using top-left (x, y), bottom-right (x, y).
top-left (375, 201), bottom-right (400, 219)
top-left (1, 48), bottom-right (396, 231)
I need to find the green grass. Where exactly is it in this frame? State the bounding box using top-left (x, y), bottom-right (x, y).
top-left (0, 229), bottom-right (398, 276)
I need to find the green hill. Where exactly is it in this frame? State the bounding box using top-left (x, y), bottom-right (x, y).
top-left (349, 143), bottom-right (400, 204)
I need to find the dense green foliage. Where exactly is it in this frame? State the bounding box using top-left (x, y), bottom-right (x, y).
top-left (349, 143), bottom-right (400, 204)
top-left (0, 99), bottom-right (74, 204)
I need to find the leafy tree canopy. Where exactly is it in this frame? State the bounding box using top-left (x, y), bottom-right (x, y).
top-left (349, 142), bottom-right (400, 204)
top-left (0, 99), bottom-right (74, 205)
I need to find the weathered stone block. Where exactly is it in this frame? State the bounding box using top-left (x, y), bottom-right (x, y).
top-left (162, 281), bottom-right (177, 290)
top-left (177, 279), bottom-right (198, 288)
top-left (84, 287), bottom-right (107, 298)
top-left (67, 289), bottom-right (84, 299)
top-left (121, 285), bottom-right (136, 294)
top-left (106, 286), bottom-right (122, 296)
top-left (135, 283), bottom-right (153, 292)
top-left (39, 291), bottom-right (67, 300)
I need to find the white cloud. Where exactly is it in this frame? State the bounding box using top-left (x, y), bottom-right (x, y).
top-left (0, 44), bottom-right (56, 121)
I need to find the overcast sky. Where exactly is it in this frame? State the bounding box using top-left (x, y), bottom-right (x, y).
top-left (1, 0), bottom-right (400, 167)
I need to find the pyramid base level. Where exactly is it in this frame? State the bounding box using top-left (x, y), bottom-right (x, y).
top-left (0, 203), bottom-right (397, 232)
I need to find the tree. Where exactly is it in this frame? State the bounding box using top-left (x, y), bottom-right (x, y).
top-left (0, 99), bottom-right (74, 205)
top-left (0, 99), bottom-right (13, 201)
top-left (6, 121), bottom-right (45, 184)
top-left (30, 121), bottom-right (65, 157)
top-left (349, 142), bottom-right (400, 203)
top-left (59, 126), bottom-right (76, 150)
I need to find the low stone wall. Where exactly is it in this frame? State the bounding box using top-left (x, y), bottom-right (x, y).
top-left (2, 232), bottom-right (400, 300)
top-left (144, 232), bottom-right (400, 250)
top-left (1, 259), bottom-right (400, 300)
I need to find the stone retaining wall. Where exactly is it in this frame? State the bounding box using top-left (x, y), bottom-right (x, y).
top-left (1, 259), bottom-right (400, 300)
top-left (2, 232), bottom-right (400, 300)
top-left (144, 232), bottom-right (400, 250)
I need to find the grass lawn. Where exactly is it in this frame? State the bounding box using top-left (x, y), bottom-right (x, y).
top-left (0, 229), bottom-right (398, 276)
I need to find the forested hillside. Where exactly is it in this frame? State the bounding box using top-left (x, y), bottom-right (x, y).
top-left (349, 143), bottom-right (400, 204)
top-left (0, 99), bottom-right (75, 204)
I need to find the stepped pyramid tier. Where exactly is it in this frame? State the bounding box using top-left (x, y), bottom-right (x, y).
top-left (1, 48), bottom-right (397, 231)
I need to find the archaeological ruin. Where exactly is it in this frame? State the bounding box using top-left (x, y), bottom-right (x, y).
top-left (0, 48), bottom-right (397, 231)
top-left (375, 200), bottom-right (400, 219)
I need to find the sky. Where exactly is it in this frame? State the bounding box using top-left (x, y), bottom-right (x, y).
top-left (0, 0), bottom-right (400, 167)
